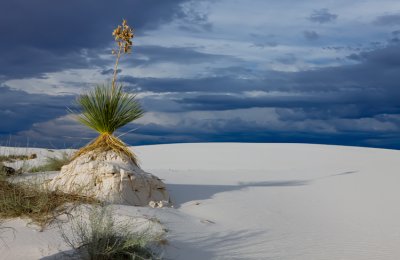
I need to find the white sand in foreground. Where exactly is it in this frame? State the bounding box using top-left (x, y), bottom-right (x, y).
top-left (1, 143), bottom-right (400, 259)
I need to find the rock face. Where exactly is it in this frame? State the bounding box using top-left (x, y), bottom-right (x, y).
top-left (49, 150), bottom-right (170, 206)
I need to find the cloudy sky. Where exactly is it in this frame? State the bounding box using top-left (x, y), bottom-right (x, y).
top-left (1, 0), bottom-right (400, 149)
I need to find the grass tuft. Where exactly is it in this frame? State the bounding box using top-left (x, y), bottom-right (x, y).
top-left (61, 206), bottom-right (161, 259)
top-left (29, 152), bottom-right (71, 172)
top-left (0, 154), bottom-right (30, 163)
top-left (0, 178), bottom-right (98, 229)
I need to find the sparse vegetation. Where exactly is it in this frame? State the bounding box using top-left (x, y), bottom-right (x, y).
top-left (61, 206), bottom-right (161, 260)
top-left (0, 178), bottom-right (98, 229)
top-left (29, 152), bottom-right (71, 173)
top-left (0, 163), bottom-right (6, 179)
top-left (0, 154), bottom-right (36, 163)
top-left (0, 152), bottom-right (37, 176)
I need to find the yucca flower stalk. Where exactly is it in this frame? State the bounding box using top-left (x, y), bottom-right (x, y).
top-left (111, 19), bottom-right (133, 91)
top-left (72, 19), bottom-right (142, 165)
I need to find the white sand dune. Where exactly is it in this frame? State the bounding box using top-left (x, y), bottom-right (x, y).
top-left (1, 143), bottom-right (400, 259)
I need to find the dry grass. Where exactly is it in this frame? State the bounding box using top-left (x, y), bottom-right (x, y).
top-left (29, 152), bottom-right (71, 173)
top-left (0, 163), bottom-right (6, 178)
top-left (61, 205), bottom-right (161, 260)
top-left (0, 154), bottom-right (30, 163)
top-left (72, 133), bottom-right (138, 166)
top-left (0, 178), bottom-right (98, 229)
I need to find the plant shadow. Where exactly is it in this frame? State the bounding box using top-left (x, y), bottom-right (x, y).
top-left (168, 179), bottom-right (309, 207)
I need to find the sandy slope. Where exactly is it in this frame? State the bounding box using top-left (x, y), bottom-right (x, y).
top-left (1, 143), bottom-right (400, 259)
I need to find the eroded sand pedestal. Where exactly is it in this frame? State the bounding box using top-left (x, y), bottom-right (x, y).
top-left (49, 150), bottom-right (169, 206)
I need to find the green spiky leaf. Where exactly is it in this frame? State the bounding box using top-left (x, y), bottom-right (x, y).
top-left (75, 84), bottom-right (143, 134)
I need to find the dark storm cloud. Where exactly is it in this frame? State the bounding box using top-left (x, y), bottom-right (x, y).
top-left (120, 76), bottom-right (256, 93)
top-left (308, 9), bottom-right (338, 24)
top-left (177, 90), bottom-right (399, 119)
top-left (392, 30), bottom-right (400, 36)
top-left (288, 45), bottom-right (400, 93)
top-left (169, 43), bottom-right (400, 122)
top-left (0, 47), bottom-right (104, 79)
top-left (373, 13), bottom-right (400, 26)
top-left (119, 43), bottom-right (400, 106)
top-left (0, 0), bottom-right (191, 80)
top-left (276, 54), bottom-right (297, 65)
top-left (121, 43), bottom-right (400, 95)
top-left (303, 30), bottom-right (320, 40)
top-left (346, 53), bottom-right (367, 62)
top-left (123, 115), bottom-right (400, 149)
top-left (129, 45), bottom-right (239, 66)
top-left (177, 94), bottom-right (324, 111)
top-left (0, 86), bottom-right (74, 134)
top-left (251, 42), bottom-right (278, 48)
top-left (100, 69), bottom-right (121, 75)
top-left (249, 33), bottom-right (278, 48)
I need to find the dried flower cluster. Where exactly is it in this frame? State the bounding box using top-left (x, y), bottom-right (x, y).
top-left (111, 19), bottom-right (134, 90)
top-left (112, 19), bottom-right (134, 54)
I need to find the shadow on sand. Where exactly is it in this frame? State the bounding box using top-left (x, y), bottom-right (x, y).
top-left (168, 229), bottom-right (271, 260)
top-left (168, 179), bottom-right (310, 207)
top-left (168, 169), bottom-right (359, 207)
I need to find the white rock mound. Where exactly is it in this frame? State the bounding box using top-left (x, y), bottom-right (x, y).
top-left (49, 150), bottom-right (170, 206)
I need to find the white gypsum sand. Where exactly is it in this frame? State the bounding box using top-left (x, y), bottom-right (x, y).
top-left (1, 143), bottom-right (400, 259)
top-left (49, 150), bottom-right (170, 206)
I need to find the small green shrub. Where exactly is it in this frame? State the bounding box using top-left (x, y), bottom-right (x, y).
top-left (29, 152), bottom-right (70, 172)
top-left (61, 206), bottom-right (161, 260)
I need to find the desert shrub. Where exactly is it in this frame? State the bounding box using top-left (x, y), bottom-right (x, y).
top-left (29, 152), bottom-right (71, 172)
top-left (0, 178), bottom-right (97, 229)
top-left (61, 206), bottom-right (161, 260)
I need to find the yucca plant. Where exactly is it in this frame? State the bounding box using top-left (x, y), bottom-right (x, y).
top-left (72, 19), bottom-right (143, 165)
